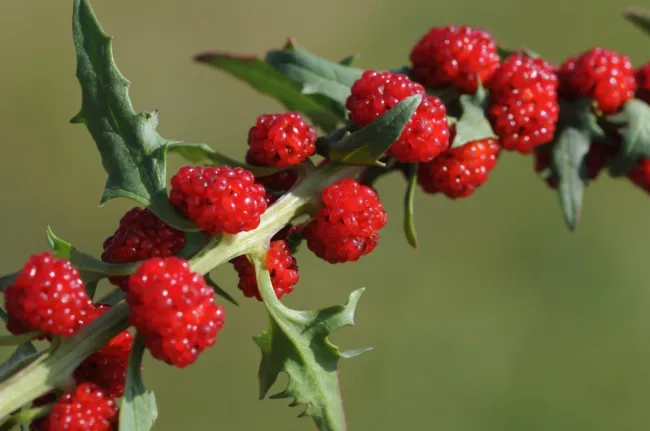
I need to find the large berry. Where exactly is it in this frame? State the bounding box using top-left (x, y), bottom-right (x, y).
top-left (304, 179), bottom-right (387, 263)
top-left (127, 257), bottom-right (225, 368)
top-left (74, 304), bottom-right (133, 398)
top-left (232, 240), bottom-right (299, 301)
top-left (417, 138), bottom-right (501, 198)
top-left (635, 61), bottom-right (650, 104)
top-left (4, 252), bottom-right (93, 337)
top-left (36, 383), bottom-right (118, 431)
top-left (247, 112), bottom-right (317, 168)
top-left (346, 70), bottom-right (450, 163)
top-left (170, 166), bottom-right (267, 235)
top-left (559, 47), bottom-right (635, 114)
top-left (101, 207), bottom-right (186, 291)
top-left (410, 25), bottom-right (500, 93)
top-left (488, 54), bottom-right (559, 154)
top-left (627, 157), bottom-right (650, 193)
top-left (534, 143), bottom-right (609, 189)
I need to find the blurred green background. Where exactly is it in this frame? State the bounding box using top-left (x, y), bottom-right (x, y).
top-left (2, 0), bottom-right (650, 430)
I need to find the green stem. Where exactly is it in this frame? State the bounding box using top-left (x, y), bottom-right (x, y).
top-left (0, 162), bottom-right (361, 422)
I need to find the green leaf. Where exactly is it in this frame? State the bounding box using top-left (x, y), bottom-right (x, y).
top-left (497, 46), bottom-right (515, 60)
top-left (252, 255), bottom-right (369, 431)
top-left (624, 7), bottom-right (650, 37)
top-left (0, 333), bottom-right (40, 347)
top-left (265, 44), bottom-right (363, 107)
top-left (607, 99), bottom-right (650, 176)
top-left (451, 85), bottom-right (497, 149)
top-left (0, 405), bottom-right (52, 431)
top-left (166, 142), bottom-right (279, 176)
top-left (0, 273), bottom-right (16, 292)
top-left (403, 164), bottom-right (418, 249)
top-left (338, 54), bottom-right (359, 66)
top-left (327, 95), bottom-right (422, 166)
top-left (205, 274), bottom-right (239, 307)
top-left (85, 280), bottom-right (98, 299)
top-left (119, 334), bottom-right (158, 431)
top-left (72, 0), bottom-right (193, 230)
top-left (46, 227), bottom-right (137, 281)
top-left (193, 52), bottom-right (342, 132)
top-left (0, 343), bottom-right (40, 384)
top-left (98, 289), bottom-right (126, 307)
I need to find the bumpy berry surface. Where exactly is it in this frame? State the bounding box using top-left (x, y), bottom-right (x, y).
top-left (417, 138), bottom-right (501, 198)
top-left (246, 112), bottom-right (316, 168)
top-left (409, 25), bottom-right (500, 93)
top-left (559, 47), bottom-right (635, 114)
top-left (304, 179), bottom-right (387, 263)
top-left (74, 304), bottom-right (133, 398)
top-left (627, 157), bottom-right (650, 193)
top-left (346, 70), bottom-right (450, 163)
top-left (232, 240), bottom-right (299, 301)
top-left (37, 383), bottom-right (118, 431)
top-left (127, 257), bottom-right (225, 368)
top-left (534, 143), bottom-right (609, 189)
top-left (488, 54), bottom-right (559, 154)
top-left (170, 166), bottom-right (267, 235)
top-left (101, 207), bottom-right (186, 291)
top-left (635, 61), bottom-right (650, 105)
top-left (4, 252), bottom-right (93, 337)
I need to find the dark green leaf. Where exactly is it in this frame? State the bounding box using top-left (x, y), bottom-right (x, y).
top-left (253, 256), bottom-right (369, 430)
top-left (166, 142), bottom-right (279, 176)
top-left (327, 94), bottom-right (422, 166)
top-left (205, 274), bottom-right (239, 307)
top-left (497, 46), bottom-right (516, 60)
top-left (194, 52), bottom-right (341, 132)
top-left (403, 164), bottom-right (418, 249)
top-left (339, 54), bottom-right (359, 66)
top-left (451, 85), bottom-right (497, 149)
top-left (0, 343), bottom-right (40, 384)
top-left (46, 227), bottom-right (138, 281)
top-left (98, 289), bottom-right (126, 307)
top-left (624, 7), bottom-right (650, 37)
top-left (0, 333), bottom-right (40, 347)
top-left (72, 0), bottom-right (193, 230)
top-left (119, 334), bottom-right (158, 431)
top-left (0, 405), bottom-right (52, 431)
top-left (85, 280), bottom-right (98, 299)
top-left (607, 99), bottom-right (650, 176)
top-left (0, 273), bottom-right (16, 292)
top-left (265, 45), bottom-right (363, 107)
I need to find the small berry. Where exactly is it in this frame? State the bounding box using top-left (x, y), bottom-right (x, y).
top-left (627, 157), bottom-right (650, 193)
top-left (417, 137), bottom-right (501, 198)
top-left (635, 61), bottom-right (650, 104)
top-left (246, 113), bottom-right (317, 168)
top-left (346, 70), bottom-right (450, 163)
top-left (101, 207), bottom-right (186, 291)
top-left (304, 179), bottom-right (387, 263)
top-left (409, 25), bottom-right (500, 93)
top-left (559, 47), bottom-right (635, 114)
top-left (170, 166), bottom-right (267, 235)
top-left (232, 240), bottom-right (299, 301)
top-left (4, 252), bottom-right (93, 337)
top-left (127, 257), bottom-right (225, 368)
top-left (38, 383), bottom-right (118, 431)
top-left (488, 54), bottom-right (559, 154)
top-left (74, 304), bottom-right (133, 398)
top-left (534, 143), bottom-right (609, 189)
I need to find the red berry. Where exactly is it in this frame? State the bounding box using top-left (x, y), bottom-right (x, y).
top-left (488, 54), bottom-right (559, 154)
top-left (304, 179), bottom-right (387, 263)
top-left (410, 25), bottom-right (500, 93)
top-left (559, 47), bottom-right (635, 114)
top-left (74, 304), bottom-right (133, 398)
top-left (232, 240), bottom-right (299, 301)
top-left (417, 138), bottom-right (501, 198)
top-left (127, 257), bottom-right (225, 368)
top-left (346, 70), bottom-right (450, 163)
top-left (635, 61), bottom-right (650, 104)
top-left (38, 383), bottom-right (118, 431)
top-left (101, 207), bottom-right (186, 291)
top-left (246, 113), bottom-right (316, 168)
top-left (534, 143), bottom-right (609, 189)
top-left (627, 157), bottom-right (650, 193)
top-left (4, 252), bottom-right (93, 337)
top-left (170, 166), bottom-right (267, 235)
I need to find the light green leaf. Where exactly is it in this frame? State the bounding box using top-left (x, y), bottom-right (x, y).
top-left (119, 334), bottom-right (158, 431)
top-left (0, 333), bottom-right (40, 347)
top-left (403, 163), bottom-right (418, 248)
top-left (166, 142), bottom-right (279, 176)
top-left (607, 99), bottom-right (650, 176)
top-left (253, 255), bottom-right (369, 431)
top-left (72, 0), bottom-right (193, 230)
top-left (451, 85), bottom-right (497, 149)
top-left (0, 405), bottom-right (52, 431)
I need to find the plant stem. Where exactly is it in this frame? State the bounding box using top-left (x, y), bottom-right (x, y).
top-left (0, 162), bottom-right (361, 422)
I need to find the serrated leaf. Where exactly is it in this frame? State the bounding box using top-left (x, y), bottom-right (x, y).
top-left (194, 52), bottom-right (342, 132)
top-left (451, 85), bottom-right (497, 149)
top-left (46, 227), bottom-right (137, 281)
top-left (72, 0), bottom-right (193, 230)
top-left (166, 142), bottom-right (279, 176)
top-left (205, 274), bottom-right (239, 306)
top-left (119, 334), bottom-right (158, 431)
top-left (403, 163), bottom-right (418, 248)
top-left (327, 95), bottom-right (422, 166)
top-left (607, 99), bottom-right (650, 176)
top-left (624, 7), bottom-right (650, 37)
top-left (252, 256), bottom-right (368, 431)
top-left (265, 44), bottom-right (363, 108)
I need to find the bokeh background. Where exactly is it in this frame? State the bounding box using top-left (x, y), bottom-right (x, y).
top-left (2, 1), bottom-right (650, 430)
